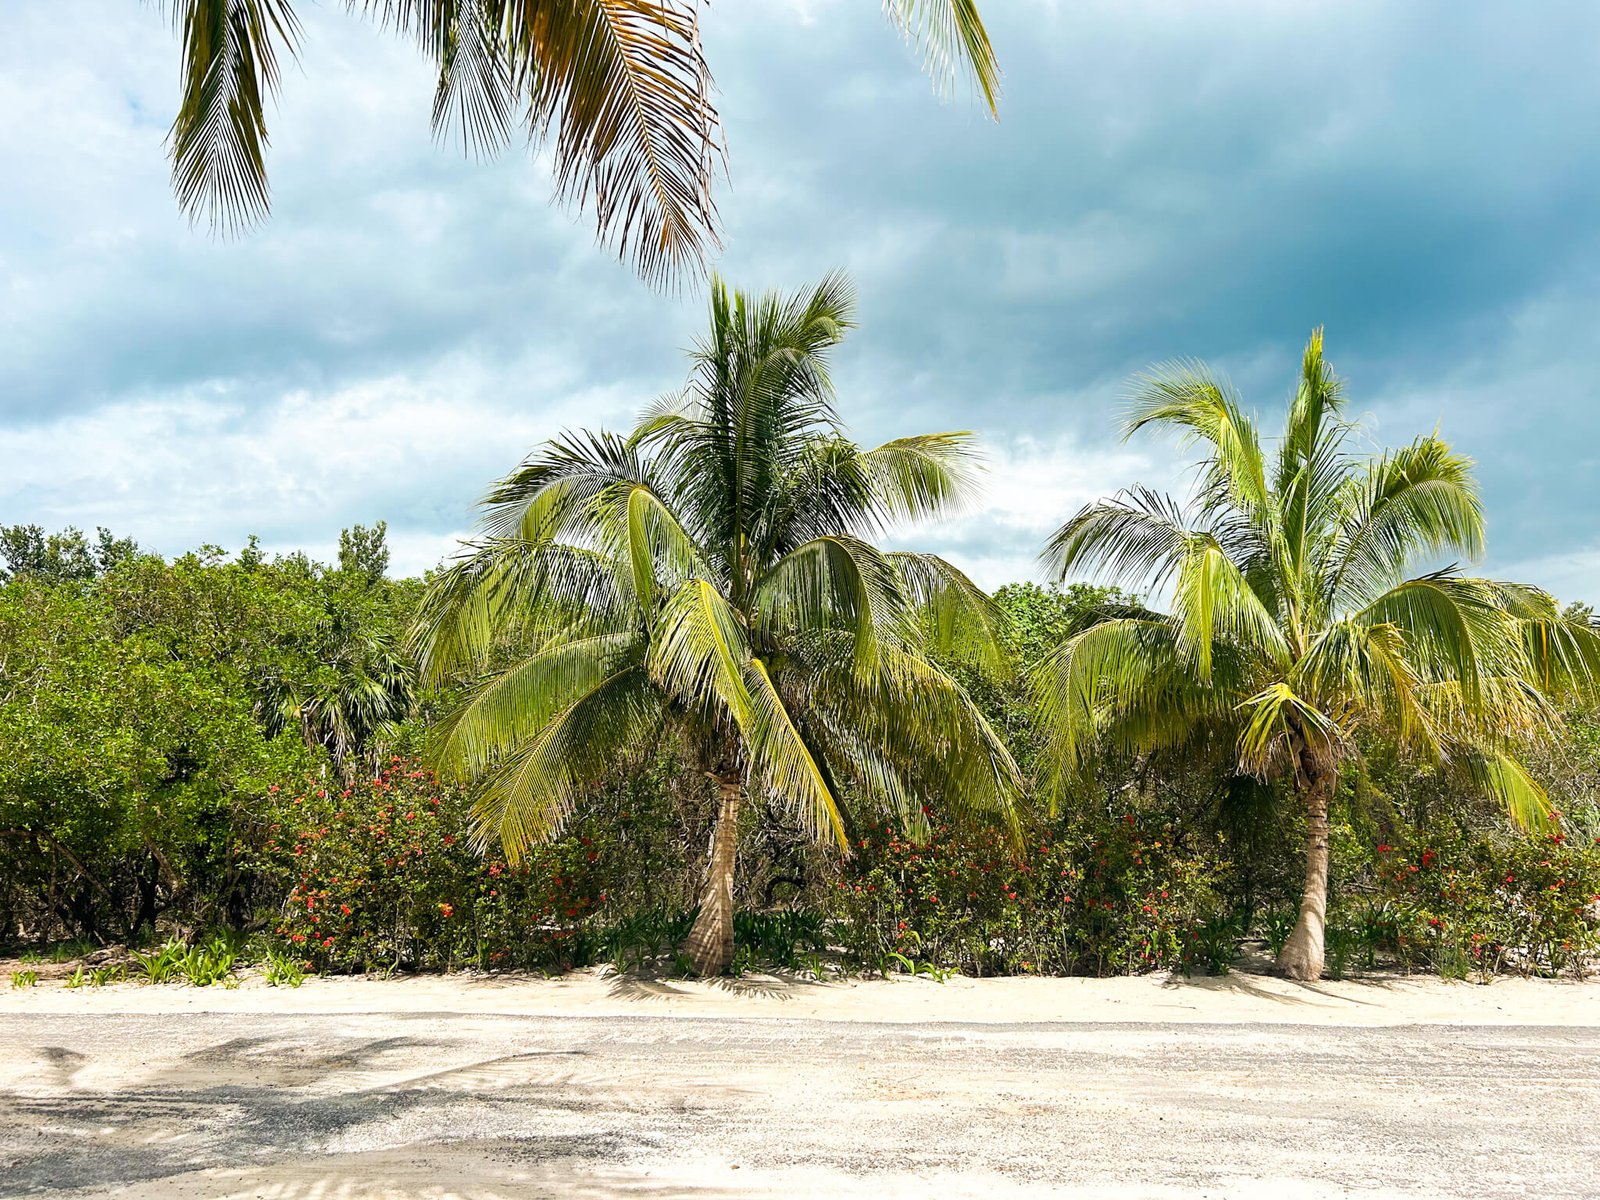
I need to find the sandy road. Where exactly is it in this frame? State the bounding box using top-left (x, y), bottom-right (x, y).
top-left (2, 975), bottom-right (1598, 1198)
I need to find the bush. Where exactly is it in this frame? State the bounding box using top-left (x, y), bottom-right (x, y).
top-left (251, 757), bottom-right (693, 973)
top-left (1364, 823), bottom-right (1600, 978)
top-left (826, 806), bottom-right (1232, 977)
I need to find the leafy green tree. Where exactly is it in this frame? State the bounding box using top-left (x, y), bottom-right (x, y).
top-left (0, 524), bottom-right (138, 583)
top-left (260, 526), bottom-right (417, 778)
top-left (338, 520), bottom-right (392, 585)
top-left (1035, 330), bottom-right (1600, 980)
top-left (415, 273), bottom-right (1022, 974)
top-left (0, 577), bottom-right (313, 941)
top-left (159, 1), bottom-right (999, 282)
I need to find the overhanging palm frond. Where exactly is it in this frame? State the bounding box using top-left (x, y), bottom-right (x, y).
top-left (417, 0), bottom-right (515, 156)
top-left (1463, 752), bottom-right (1554, 833)
top-left (410, 537), bottom-right (631, 682)
top-left (753, 536), bottom-right (907, 679)
top-left (742, 657), bottom-right (847, 849)
top-left (510, 0), bottom-right (721, 286)
top-left (1170, 534), bottom-right (1290, 678)
top-left (1355, 572), bottom-right (1520, 704)
top-left (888, 551), bottom-right (1006, 674)
top-left (165, 0), bottom-right (302, 233)
top-left (854, 432), bottom-right (985, 526)
top-left (1041, 487), bottom-right (1191, 592)
top-left (882, 0), bottom-right (1002, 115)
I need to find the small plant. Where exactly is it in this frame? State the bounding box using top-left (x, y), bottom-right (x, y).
top-left (180, 937), bottom-right (238, 987)
top-left (1323, 919), bottom-right (1361, 980)
top-left (10, 970), bottom-right (38, 989)
top-left (1262, 907), bottom-right (1297, 957)
top-left (133, 939), bottom-right (187, 985)
top-left (263, 949), bottom-right (307, 988)
top-left (1435, 938), bottom-right (1472, 982)
top-left (64, 966), bottom-right (87, 989)
top-left (1184, 913), bottom-right (1244, 976)
top-left (89, 965), bottom-right (125, 987)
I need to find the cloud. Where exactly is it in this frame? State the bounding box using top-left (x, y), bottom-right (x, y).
top-left (1, 0), bottom-right (1598, 600)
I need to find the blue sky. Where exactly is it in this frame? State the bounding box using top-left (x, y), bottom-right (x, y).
top-left (2, 1), bottom-right (1597, 598)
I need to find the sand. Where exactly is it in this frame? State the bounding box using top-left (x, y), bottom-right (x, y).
top-left (5, 969), bottom-right (1599, 1198)
top-left (3, 963), bottom-right (1598, 1027)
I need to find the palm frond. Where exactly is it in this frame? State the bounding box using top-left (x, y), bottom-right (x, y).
top-left (889, 551), bottom-right (1006, 674)
top-left (854, 432), bottom-right (984, 526)
top-left (1123, 362), bottom-right (1272, 522)
top-left (1463, 752), bottom-right (1554, 833)
top-left (165, 0), bottom-right (302, 233)
top-left (1041, 487), bottom-right (1190, 591)
top-left (753, 536), bottom-right (908, 679)
top-left (411, 537), bottom-right (631, 683)
top-left (1170, 534), bottom-right (1290, 679)
top-left (882, 0), bottom-right (1001, 115)
top-left (431, 630), bottom-right (643, 777)
top-left (474, 665), bottom-right (661, 858)
top-left (1235, 681), bottom-right (1336, 778)
top-left (1326, 435), bottom-right (1485, 609)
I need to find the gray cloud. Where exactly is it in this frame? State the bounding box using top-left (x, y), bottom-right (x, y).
top-left (1, 0), bottom-right (1597, 598)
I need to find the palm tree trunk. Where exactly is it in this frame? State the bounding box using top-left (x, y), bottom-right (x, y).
top-left (1278, 731), bottom-right (1336, 982)
top-left (684, 772), bottom-right (743, 976)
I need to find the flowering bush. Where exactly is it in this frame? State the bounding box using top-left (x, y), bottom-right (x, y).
top-left (827, 807), bottom-right (1231, 977)
top-left (1362, 822), bottom-right (1600, 978)
top-left (247, 758), bottom-right (677, 972)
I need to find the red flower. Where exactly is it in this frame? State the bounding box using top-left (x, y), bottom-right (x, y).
top-left (439, 903), bottom-right (454, 918)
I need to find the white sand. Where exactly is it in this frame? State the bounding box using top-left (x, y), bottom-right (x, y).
top-left (5, 965), bottom-right (1598, 1026)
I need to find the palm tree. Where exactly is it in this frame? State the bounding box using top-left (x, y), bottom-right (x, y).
top-left (413, 272), bottom-right (1022, 974)
top-left (159, 1), bottom-right (1000, 284)
top-left (1035, 330), bottom-right (1600, 981)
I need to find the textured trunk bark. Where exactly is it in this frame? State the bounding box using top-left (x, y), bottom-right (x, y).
top-left (683, 773), bottom-right (743, 976)
top-left (1278, 729), bottom-right (1336, 982)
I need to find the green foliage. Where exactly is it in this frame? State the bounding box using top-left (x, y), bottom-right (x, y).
top-left (178, 936), bottom-right (240, 987)
top-left (828, 806), bottom-right (1231, 977)
top-left (132, 940), bottom-right (188, 985)
top-left (262, 947), bottom-right (307, 988)
top-left (0, 523), bottom-right (137, 584)
top-left (0, 528), bottom-right (418, 947)
top-left (253, 758), bottom-right (686, 973)
top-left (1362, 825), bottom-right (1600, 978)
top-left (10, 969), bottom-right (38, 989)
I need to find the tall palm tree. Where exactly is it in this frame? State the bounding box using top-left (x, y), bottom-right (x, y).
top-left (413, 273), bottom-right (1022, 974)
top-left (159, 1), bottom-right (1000, 284)
top-left (1035, 330), bottom-right (1600, 981)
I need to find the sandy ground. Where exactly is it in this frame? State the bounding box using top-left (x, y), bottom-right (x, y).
top-left (3, 970), bottom-right (1599, 1198)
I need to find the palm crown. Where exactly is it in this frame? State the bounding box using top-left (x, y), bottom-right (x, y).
top-left (1037, 330), bottom-right (1600, 979)
top-left (414, 273), bottom-right (1021, 972)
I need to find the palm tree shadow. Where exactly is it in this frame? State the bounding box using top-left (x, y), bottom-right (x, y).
top-left (603, 966), bottom-right (827, 1003)
top-left (1160, 969), bottom-right (1396, 1009)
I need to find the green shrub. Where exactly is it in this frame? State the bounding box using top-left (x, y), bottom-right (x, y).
top-left (252, 759), bottom-right (678, 973)
top-left (10, 969), bottom-right (37, 989)
top-left (827, 807), bottom-right (1231, 977)
top-left (1365, 824), bottom-right (1600, 977)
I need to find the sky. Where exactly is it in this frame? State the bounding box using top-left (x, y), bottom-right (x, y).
top-left (2, 0), bottom-right (1598, 599)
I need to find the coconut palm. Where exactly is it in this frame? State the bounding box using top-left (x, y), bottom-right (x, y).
top-left (413, 273), bottom-right (1022, 974)
top-left (159, 1), bottom-right (1000, 283)
top-left (1035, 330), bottom-right (1600, 981)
